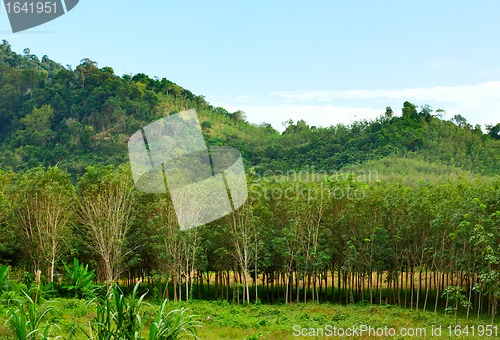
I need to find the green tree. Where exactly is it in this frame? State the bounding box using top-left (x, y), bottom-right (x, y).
top-left (228, 201), bottom-right (258, 303)
top-left (13, 166), bottom-right (74, 282)
top-left (20, 105), bottom-right (54, 134)
top-left (385, 106), bottom-right (393, 122)
top-left (402, 101), bottom-right (417, 119)
top-left (469, 203), bottom-right (500, 324)
top-left (485, 123), bottom-right (500, 140)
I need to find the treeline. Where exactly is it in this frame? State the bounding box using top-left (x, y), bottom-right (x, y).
top-left (265, 104), bottom-right (500, 176)
top-left (0, 40), bottom-right (260, 178)
top-left (2, 40), bottom-right (500, 181)
top-left (0, 166), bottom-right (499, 320)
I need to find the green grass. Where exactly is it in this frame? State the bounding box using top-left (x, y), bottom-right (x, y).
top-left (186, 301), bottom-right (498, 339)
top-left (0, 298), bottom-right (497, 339)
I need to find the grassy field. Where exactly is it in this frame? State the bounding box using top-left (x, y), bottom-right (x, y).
top-left (0, 297), bottom-right (497, 339)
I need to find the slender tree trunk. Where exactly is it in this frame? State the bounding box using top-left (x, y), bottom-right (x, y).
top-left (255, 259), bottom-right (258, 302)
top-left (338, 267), bottom-right (342, 304)
top-left (324, 269), bottom-right (328, 302)
top-left (369, 271), bottom-right (373, 304)
top-left (344, 271), bottom-right (348, 305)
top-left (272, 273), bottom-right (275, 304)
top-left (416, 265), bottom-right (422, 310)
top-left (215, 271), bottom-right (219, 300)
top-left (423, 268), bottom-right (430, 311)
top-left (179, 271), bottom-right (182, 301)
top-left (232, 271), bottom-right (237, 304)
top-left (410, 266), bottom-right (414, 310)
top-left (467, 272), bottom-right (474, 320)
top-left (206, 272), bottom-right (211, 300)
top-left (285, 271), bottom-right (290, 304)
top-left (379, 272), bottom-right (382, 304)
top-left (434, 270), bottom-right (441, 313)
top-left (386, 276), bottom-right (390, 304)
top-left (50, 258), bottom-right (55, 284)
top-left (227, 270), bottom-right (230, 301)
top-left (405, 268), bottom-right (408, 309)
top-left (331, 265), bottom-right (335, 304)
top-left (296, 271), bottom-right (300, 303)
top-left (173, 276), bottom-right (177, 302)
top-left (477, 291), bottom-right (482, 321)
top-left (166, 275), bottom-right (170, 300)
top-left (266, 273), bottom-right (269, 302)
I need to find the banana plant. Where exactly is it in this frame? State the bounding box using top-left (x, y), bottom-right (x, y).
top-left (63, 258), bottom-right (97, 298)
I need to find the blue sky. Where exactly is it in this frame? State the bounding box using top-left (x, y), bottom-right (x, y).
top-left (1, 0), bottom-right (499, 132)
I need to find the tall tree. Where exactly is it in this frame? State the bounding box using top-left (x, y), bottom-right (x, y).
top-left (77, 165), bottom-right (136, 282)
top-left (228, 201), bottom-right (257, 303)
top-left (13, 166), bottom-right (74, 282)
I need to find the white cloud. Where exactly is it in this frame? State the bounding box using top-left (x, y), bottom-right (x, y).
top-left (270, 81), bottom-right (500, 104)
top-left (481, 68), bottom-right (500, 75)
top-left (211, 81), bottom-right (500, 132)
top-left (221, 104), bottom-right (382, 132)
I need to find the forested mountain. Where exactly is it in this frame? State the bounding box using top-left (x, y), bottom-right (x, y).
top-left (1, 40), bottom-right (500, 180)
top-left (1, 42), bottom-right (500, 321)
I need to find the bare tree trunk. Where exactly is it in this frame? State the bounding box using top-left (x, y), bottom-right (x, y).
top-left (423, 268), bottom-right (430, 311)
top-left (173, 275), bottom-right (177, 302)
top-left (434, 270), bottom-right (441, 313)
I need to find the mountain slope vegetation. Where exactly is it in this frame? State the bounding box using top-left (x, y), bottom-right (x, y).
top-left (1, 40), bottom-right (499, 182)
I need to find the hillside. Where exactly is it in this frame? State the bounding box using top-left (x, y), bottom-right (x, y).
top-left (1, 40), bottom-right (500, 182)
top-left (340, 155), bottom-right (483, 187)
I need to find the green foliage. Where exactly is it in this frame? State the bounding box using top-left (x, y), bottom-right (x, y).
top-left (244, 332), bottom-right (262, 340)
top-left (148, 300), bottom-right (201, 340)
top-left (0, 42), bottom-right (228, 178)
top-left (6, 287), bottom-right (54, 340)
top-left (0, 264), bottom-right (9, 291)
top-left (0, 296), bottom-right (495, 340)
top-left (341, 155), bottom-right (482, 187)
top-left (0, 169), bottom-right (15, 227)
top-left (2, 42), bottom-right (500, 328)
top-left (81, 281), bottom-right (201, 340)
top-left (12, 166), bottom-right (75, 282)
top-left (62, 258), bottom-right (97, 299)
top-left (442, 286), bottom-right (471, 322)
top-left (486, 123), bottom-right (500, 140)
top-left (82, 281), bottom-right (146, 339)
top-left (20, 104), bottom-right (54, 134)
top-left (0, 40), bottom-right (64, 76)
top-left (1, 42), bottom-right (499, 181)
top-left (468, 206), bottom-right (500, 322)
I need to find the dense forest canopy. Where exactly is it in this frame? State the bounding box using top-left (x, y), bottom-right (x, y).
top-left (1, 40), bottom-right (500, 181)
top-left (0, 41), bottom-right (500, 323)
top-left (0, 164), bottom-right (500, 320)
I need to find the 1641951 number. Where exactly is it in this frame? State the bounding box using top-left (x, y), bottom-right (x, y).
top-left (447, 325), bottom-right (498, 337)
top-left (5, 2), bottom-right (57, 14)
